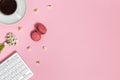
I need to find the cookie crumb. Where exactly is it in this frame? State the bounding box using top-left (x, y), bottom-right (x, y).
top-left (42, 46), bottom-right (47, 51)
top-left (36, 61), bottom-right (40, 64)
top-left (47, 4), bottom-right (52, 8)
top-left (18, 26), bottom-right (22, 31)
top-left (34, 8), bottom-right (39, 13)
top-left (27, 46), bottom-right (31, 51)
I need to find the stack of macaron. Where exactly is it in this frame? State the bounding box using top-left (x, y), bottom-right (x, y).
top-left (31, 23), bottom-right (47, 41)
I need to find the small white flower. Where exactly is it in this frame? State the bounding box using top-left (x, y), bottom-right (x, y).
top-left (5, 33), bottom-right (17, 46)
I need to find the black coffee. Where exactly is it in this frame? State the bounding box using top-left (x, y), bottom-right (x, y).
top-left (0, 0), bottom-right (17, 15)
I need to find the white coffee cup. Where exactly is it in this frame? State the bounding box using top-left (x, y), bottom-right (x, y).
top-left (0, 0), bottom-right (26, 24)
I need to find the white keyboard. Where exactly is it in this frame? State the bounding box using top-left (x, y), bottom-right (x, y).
top-left (0, 52), bottom-right (33, 80)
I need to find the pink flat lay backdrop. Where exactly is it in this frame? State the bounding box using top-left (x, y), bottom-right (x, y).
top-left (0, 0), bottom-right (120, 80)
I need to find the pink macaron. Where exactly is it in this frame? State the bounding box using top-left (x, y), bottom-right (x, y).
top-left (36, 23), bottom-right (47, 34)
top-left (31, 30), bottom-right (41, 41)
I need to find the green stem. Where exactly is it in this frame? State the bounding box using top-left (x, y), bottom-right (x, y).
top-left (0, 43), bottom-right (5, 53)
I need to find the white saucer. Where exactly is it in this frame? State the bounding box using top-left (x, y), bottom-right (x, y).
top-left (0, 0), bottom-right (26, 24)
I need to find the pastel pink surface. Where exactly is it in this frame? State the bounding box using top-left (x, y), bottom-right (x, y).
top-left (0, 0), bottom-right (120, 80)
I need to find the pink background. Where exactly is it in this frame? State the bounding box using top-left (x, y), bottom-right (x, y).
top-left (0, 0), bottom-right (120, 80)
